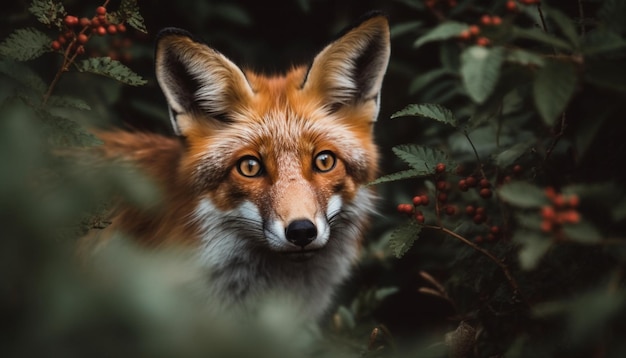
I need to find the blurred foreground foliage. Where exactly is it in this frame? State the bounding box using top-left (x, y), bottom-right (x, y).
top-left (1, 0), bottom-right (626, 357)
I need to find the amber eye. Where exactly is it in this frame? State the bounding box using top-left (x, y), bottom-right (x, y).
top-left (313, 151), bottom-right (336, 173)
top-left (236, 156), bottom-right (263, 177)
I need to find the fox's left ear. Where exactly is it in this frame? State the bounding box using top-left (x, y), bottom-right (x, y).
top-left (303, 13), bottom-right (390, 117)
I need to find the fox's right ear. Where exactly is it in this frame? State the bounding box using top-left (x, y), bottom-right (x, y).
top-left (155, 28), bottom-right (253, 135)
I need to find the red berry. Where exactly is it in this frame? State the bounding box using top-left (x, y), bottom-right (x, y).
top-left (465, 205), bottom-right (476, 216)
top-left (415, 211), bottom-right (425, 223)
top-left (436, 180), bottom-right (448, 191)
top-left (57, 35), bottom-right (67, 45)
top-left (503, 176), bottom-right (512, 184)
top-left (540, 220), bottom-right (552, 233)
top-left (475, 235), bottom-right (484, 243)
top-left (459, 29), bottom-right (471, 40)
top-left (492, 16), bottom-right (502, 26)
top-left (412, 196), bottom-right (422, 206)
top-left (479, 178), bottom-right (490, 188)
top-left (77, 33), bottom-right (88, 44)
top-left (469, 25), bottom-right (480, 36)
top-left (117, 23), bottom-right (127, 33)
top-left (107, 24), bottom-right (117, 35)
top-left (397, 203), bottom-right (409, 214)
top-left (480, 15), bottom-right (493, 26)
top-left (476, 207), bottom-right (486, 216)
top-left (490, 226), bottom-right (501, 235)
top-left (458, 179), bottom-right (468, 192)
top-left (487, 233), bottom-right (496, 241)
top-left (445, 206), bottom-right (457, 216)
top-left (476, 37), bottom-right (491, 47)
top-left (473, 214), bottom-right (485, 224)
top-left (96, 26), bottom-right (107, 36)
top-left (91, 17), bottom-right (101, 27)
top-left (64, 15), bottom-right (78, 27)
top-left (512, 164), bottom-right (523, 175)
top-left (420, 195), bottom-right (430, 206)
top-left (76, 45), bottom-right (85, 55)
top-left (506, 0), bottom-right (517, 11)
top-left (545, 187), bottom-right (557, 200)
top-left (51, 40), bottom-right (61, 50)
top-left (480, 188), bottom-right (492, 199)
top-left (568, 195), bottom-right (580, 208)
top-left (96, 6), bottom-right (107, 16)
top-left (435, 163), bottom-right (446, 173)
top-left (80, 17), bottom-right (91, 27)
top-left (541, 206), bottom-right (555, 220)
top-left (553, 194), bottom-right (566, 208)
top-left (560, 210), bottom-right (580, 224)
top-left (448, 0), bottom-right (457, 7)
top-left (437, 192), bottom-right (448, 203)
top-left (465, 177), bottom-right (477, 187)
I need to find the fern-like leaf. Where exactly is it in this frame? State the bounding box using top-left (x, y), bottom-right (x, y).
top-left (391, 103), bottom-right (457, 127)
top-left (119, 0), bottom-right (147, 33)
top-left (76, 57), bottom-right (147, 86)
top-left (29, 0), bottom-right (66, 30)
top-left (389, 221), bottom-right (422, 258)
top-left (392, 144), bottom-right (453, 174)
top-left (0, 28), bottom-right (51, 61)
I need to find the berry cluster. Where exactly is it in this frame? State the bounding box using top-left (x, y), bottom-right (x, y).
top-left (51, 6), bottom-right (127, 56)
top-left (540, 187), bottom-right (581, 236)
top-left (424, 0), bottom-right (459, 10)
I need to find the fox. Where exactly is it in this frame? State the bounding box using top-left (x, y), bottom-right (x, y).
top-left (93, 13), bottom-right (390, 321)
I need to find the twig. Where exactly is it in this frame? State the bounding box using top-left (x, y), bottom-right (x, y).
top-left (545, 112), bottom-right (567, 160)
top-left (463, 130), bottom-right (486, 179)
top-left (423, 224), bottom-right (526, 305)
top-left (577, 0), bottom-right (586, 36)
top-left (536, 3), bottom-right (548, 33)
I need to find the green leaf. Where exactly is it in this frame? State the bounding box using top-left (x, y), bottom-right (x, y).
top-left (408, 68), bottom-right (453, 94)
top-left (598, 0), bottom-right (626, 35)
top-left (0, 28), bottom-right (51, 61)
top-left (214, 4), bottom-right (252, 26)
top-left (368, 168), bottom-right (423, 186)
top-left (414, 21), bottom-right (468, 48)
top-left (391, 21), bottom-right (422, 38)
top-left (533, 60), bottom-right (577, 126)
top-left (76, 57), bottom-right (147, 86)
top-left (391, 103), bottom-right (457, 127)
top-left (392, 144), bottom-right (452, 174)
top-left (29, 0), bottom-right (66, 30)
top-left (38, 111), bottom-right (100, 147)
top-left (119, 0), bottom-right (147, 33)
top-left (498, 182), bottom-right (549, 208)
top-left (460, 46), bottom-right (504, 104)
top-left (581, 29), bottom-right (626, 56)
top-left (495, 141), bottom-right (533, 167)
top-left (514, 230), bottom-right (552, 270)
top-left (0, 60), bottom-right (46, 93)
top-left (563, 220), bottom-right (602, 244)
top-left (505, 48), bottom-right (545, 67)
top-left (389, 221), bottom-right (422, 258)
top-left (45, 96), bottom-right (92, 111)
top-left (512, 26), bottom-right (573, 51)
top-left (546, 6), bottom-right (579, 48)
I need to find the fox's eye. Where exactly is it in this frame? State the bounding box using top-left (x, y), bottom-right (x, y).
top-left (313, 151), bottom-right (336, 173)
top-left (237, 156), bottom-right (263, 177)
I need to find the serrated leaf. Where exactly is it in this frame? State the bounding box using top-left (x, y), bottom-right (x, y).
top-left (45, 96), bottom-right (91, 110)
top-left (0, 60), bottom-right (46, 93)
top-left (546, 6), bottom-right (579, 48)
top-left (392, 144), bottom-right (452, 174)
top-left (38, 111), bottom-right (100, 147)
top-left (533, 60), bottom-right (577, 126)
top-left (389, 221), bottom-right (422, 258)
top-left (512, 26), bottom-right (573, 51)
top-left (76, 57), bottom-right (147, 86)
top-left (498, 182), bottom-right (549, 208)
top-left (119, 0), bottom-right (147, 33)
top-left (391, 21), bottom-right (422, 38)
top-left (461, 46), bottom-right (504, 104)
top-left (391, 103), bottom-right (457, 127)
top-left (505, 48), bottom-right (545, 67)
top-left (514, 230), bottom-right (552, 270)
top-left (29, 0), bottom-right (66, 30)
top-left (368, 168), bottom-right (423, 186)
top-left (414, 21), bottom-right (468, 48)
top-left (0, 28), bottom-right (51, 61)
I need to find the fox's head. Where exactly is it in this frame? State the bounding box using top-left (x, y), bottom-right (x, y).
top-left (154, 14), bottom-right (390, 259)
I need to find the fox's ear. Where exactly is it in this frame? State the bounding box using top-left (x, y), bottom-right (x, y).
top-left (303, 13), bottom-right (390, 116)
top-left (155, 28), bottom-right (253, 135)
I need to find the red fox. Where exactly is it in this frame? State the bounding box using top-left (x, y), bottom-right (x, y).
top-left (94, 13), bottom-right (390, 320)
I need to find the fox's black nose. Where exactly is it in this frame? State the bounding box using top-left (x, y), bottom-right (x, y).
top-left (285, 219), bottom-right (317, 248)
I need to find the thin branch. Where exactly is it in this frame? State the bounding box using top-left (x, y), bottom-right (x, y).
top-left (545, 112), bottom-right (567, 160)
top-left (577, 0), bottom-right (586, 36)
top-left (423, 224), bottom-right (526, 305)
top-left (463, 130), bottom-right (486, 179)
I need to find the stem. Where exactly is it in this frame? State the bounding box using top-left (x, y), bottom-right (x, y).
top-left (423, 224), bottom-right (526, 304)
top-left (577, 0), bottom-right (586, 36)
top-left (536, 3), bottom-right (548, 33)
top-left (545, 112), bottom-right (567, 160)
top-left (463, 130), bottom-right (486, 179)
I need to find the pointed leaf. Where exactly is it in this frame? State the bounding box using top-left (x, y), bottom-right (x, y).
top-left (495, 140), bottom-right (533, 167)
top-left (29, 0), bottom-right (66, 30)
top-left (76, 57), bottom-right (147, 86)
top-left (514, 230), bottom-right (552, 270)
top-left (391, 21), bottom-right (422, 39)
top-left (0, 60), bottom-right (46, 92)
top-left (414, 21), bottom-right (468, 48)
top-left (119, 0), bottom-right (147, 33)
top-left (389, 221), bottom-right (422, 258)
top-left (563, 220), bottom-right (602, 244)
top-left (391, 103), bottom-right (457, 127)
top-left (461, 46), bottom-right (504, 104)
top-left (392, 144), bottom-right (452, 174)
top-left (546, 7), bottom-right (580, 47)
top-left (498, 182), bottom-right (549, 208)
top-left (533, 60), bottom-right (577, 126)
top-left (368, 169), bottom-right (423, 186)
top-left (0, 28), bottom-right (51, 61)
top-left (512, 26), bottom-right (573, 51)
top-left (581, 29), bottom-right (626, 56)
top-left (408, 68), bottom-right (453, 94)
top-left (45, 96), bottom-right (92, 110)
top-left (505, 48), bottom-right (545, 67)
